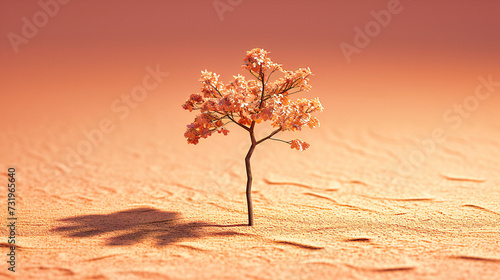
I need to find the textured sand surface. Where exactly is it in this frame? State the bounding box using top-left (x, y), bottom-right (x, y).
top-left (2, 1), bottom-right (500, 278)
top-left (1, 97), bottom-right (500, 279)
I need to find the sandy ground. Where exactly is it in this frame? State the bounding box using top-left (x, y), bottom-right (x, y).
top-left (2, 1), bottom-right (500, 279)
top-left (1, 91), bottom-right (500, 280)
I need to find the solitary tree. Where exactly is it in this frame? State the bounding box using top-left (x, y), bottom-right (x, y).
top-left (182, 48), bottom-right (323, 226)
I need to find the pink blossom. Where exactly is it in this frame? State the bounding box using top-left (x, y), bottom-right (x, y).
top-left (290, 139), bottom-right (310, 151)
top-left (182, 48), bottom-right (322, 150)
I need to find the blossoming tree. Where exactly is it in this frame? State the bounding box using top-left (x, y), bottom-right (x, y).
top-left (182, 48), bottom-right (323, 226)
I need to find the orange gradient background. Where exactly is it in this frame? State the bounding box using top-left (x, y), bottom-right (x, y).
top-left (1, 1), bottom-right (500, 279)
top-left (2, 0), bottom-right (499, 130)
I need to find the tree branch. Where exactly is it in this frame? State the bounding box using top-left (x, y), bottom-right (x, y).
top-left (227, 115), bottom-right (250, 131)
top-left (256, 127), bottom-right (282, 145)
top-left (264, 66), bottom-right (279, 86)
top-left (209, 83), bottom-right (223, 97)
top-left (269, 138), bottom-right (291, 144)
top-left (262, 88), bottom-right (305, 103)
top-left (258, 67), bottom-right (266, 110)
top-left (249, 70), bottom-right (260, 81)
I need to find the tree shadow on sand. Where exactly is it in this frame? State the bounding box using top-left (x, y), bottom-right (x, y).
top-left (52, 207), bottom-right (246, 246)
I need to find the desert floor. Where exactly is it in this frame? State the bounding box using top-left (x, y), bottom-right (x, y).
top-left (1, 93), bottom-right (500, 280)
top-left (2, 0), bottom-right (500, 278)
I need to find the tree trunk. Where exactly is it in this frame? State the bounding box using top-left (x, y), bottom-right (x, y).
top-left (245, 125), bottom-right (257, 226)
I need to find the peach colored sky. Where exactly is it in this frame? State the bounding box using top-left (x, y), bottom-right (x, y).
top-left (1, 0), bottom-right (499, 129)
